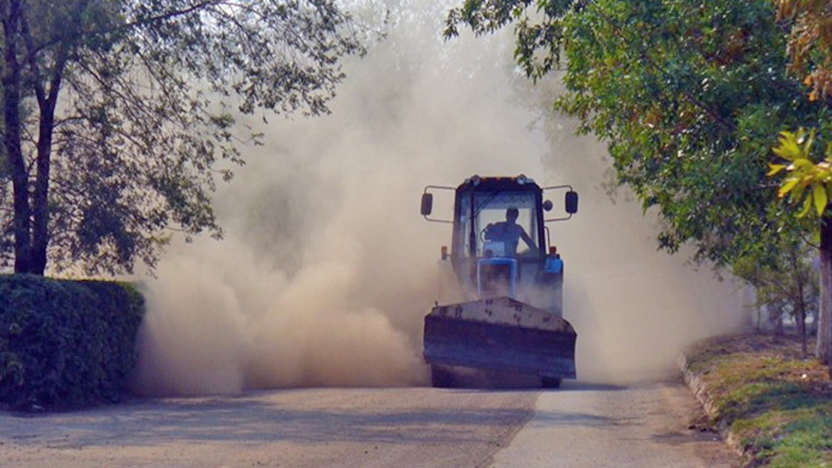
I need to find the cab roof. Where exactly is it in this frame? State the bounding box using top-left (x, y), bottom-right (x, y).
top-left (457, 174), bottom-right (541, 192)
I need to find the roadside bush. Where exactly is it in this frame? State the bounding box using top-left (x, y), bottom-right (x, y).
top-left (0, 274), bottom-right (145, 411)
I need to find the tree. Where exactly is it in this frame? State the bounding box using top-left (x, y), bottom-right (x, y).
top-left (445, 0), bottom-right (829, 352)
top-left (732, 238), bottom-right (818, 357)
top-left (769, 129), bottom-right (832, 367)
top-left (0, 0), bottom-right (364, 275)
top-left (768, 1), bottom-right (832, 368)
top-left (451, 0), bottom-right (827, 264)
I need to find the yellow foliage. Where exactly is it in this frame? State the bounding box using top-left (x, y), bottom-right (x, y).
top-left (770, 129), bottom-right (832, 217)
top-left (775, 0), bottom-right (832, 100)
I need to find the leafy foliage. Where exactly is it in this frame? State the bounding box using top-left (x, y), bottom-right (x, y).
top-left (0, 274), bottom-right (145, 411)
top-left (446, 0), bottom-right (830, 270)
top-left (1, 0), bottom-right (365, 275)
top-left (775, 0), bottom-right (832, 102)
top-left (557, 0), bottom-right (827, 266)
top-left (769, 128), bottom-right (832, 218)
top-left (445, 0), bottom-right (576, 80)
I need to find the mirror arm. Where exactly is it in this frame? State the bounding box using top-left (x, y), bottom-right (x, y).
top-left (422, 185), bottom-right (455, 224)
top-left (545, 213), bottom-right (574, 223)
top-left (542, 184), bottom-right (575, 192)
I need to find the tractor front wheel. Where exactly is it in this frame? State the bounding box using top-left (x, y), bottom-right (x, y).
top-left (541, 377), bottom-right (561, 389)
top-left (431, 365), bottom-right (455, 388)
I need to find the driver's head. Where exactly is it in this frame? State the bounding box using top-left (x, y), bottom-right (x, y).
top-left (506, 207), bottom-right (519, 222)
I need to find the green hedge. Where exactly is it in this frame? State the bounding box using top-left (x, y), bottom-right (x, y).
top-left (0, 274), bottom-right (145, 411)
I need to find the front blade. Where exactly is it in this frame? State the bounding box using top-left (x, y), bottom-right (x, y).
top-left (423, 297), bottom-right (576, 379)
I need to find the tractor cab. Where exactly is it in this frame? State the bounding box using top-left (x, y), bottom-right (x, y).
top-left (422, 174), bottom-right (578, 314)
top-left (454, 179), bottom-right (543, 260)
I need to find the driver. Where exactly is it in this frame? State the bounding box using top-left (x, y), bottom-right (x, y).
top-left (486, 207), bottom-right (536, 256)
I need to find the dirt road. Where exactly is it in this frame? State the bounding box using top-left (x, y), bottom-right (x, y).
top-left (0, 379), bottom-right (739, 467)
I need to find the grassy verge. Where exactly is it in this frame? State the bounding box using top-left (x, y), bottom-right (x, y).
top-left (684, 334), bottom-right (832, 467)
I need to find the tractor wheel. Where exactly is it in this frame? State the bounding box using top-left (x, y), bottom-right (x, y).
top-left (541, 377), bottom-right (561, 389)
top-left (431, 365), bottom-right (455, 388)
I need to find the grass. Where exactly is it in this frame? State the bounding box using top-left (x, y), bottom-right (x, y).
top-left (684, 334), bottom-right (832, 467)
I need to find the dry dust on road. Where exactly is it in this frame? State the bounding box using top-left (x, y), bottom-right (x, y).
top-left (0, 378), bottom-right (740, 468)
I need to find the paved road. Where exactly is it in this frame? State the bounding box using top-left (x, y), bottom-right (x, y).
top-left (492, 381), bottom-right (739, 467)
top-left (0, 379), bottom-right (739, 467)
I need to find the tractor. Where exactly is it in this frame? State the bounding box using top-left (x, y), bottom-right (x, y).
top-left (420, 175), bottom-right (578, 387)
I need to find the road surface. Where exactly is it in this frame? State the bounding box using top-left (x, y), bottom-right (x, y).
top-left (0, 378), bottom-right (739, 467)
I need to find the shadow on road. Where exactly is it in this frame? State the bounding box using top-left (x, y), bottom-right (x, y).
top-left (0, 388), bottom-right (536, 449)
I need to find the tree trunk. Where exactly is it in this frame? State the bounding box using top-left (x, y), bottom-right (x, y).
top-left (769, 309), bottom-right (786, 336)
top-left (811, 308), bottom-right (819, 335)
top-left (817, 217), bottom-right (832, 371)
top-left (30, 82), bottom-right (62, 275)
top-left (798, 301), bottom-right (808, 359)
top-left (24, 5), bottom-right (71, 276)
top-left (30, 113), bottom-right (54, 275)
top-left (1, 0), bottom-right (33, 274)
top-left (791, 245), bottom-right (809, 358)
top-left (772, 309), bottom-right (784, 335)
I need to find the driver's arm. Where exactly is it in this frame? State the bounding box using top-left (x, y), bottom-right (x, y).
top-left (520, 229), bottom-right (536, 251)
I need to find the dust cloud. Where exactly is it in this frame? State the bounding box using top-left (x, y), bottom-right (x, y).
top-left (132, 0), bottom-right (745, 395)
top-left (545, 129), bottom-right (747, 384)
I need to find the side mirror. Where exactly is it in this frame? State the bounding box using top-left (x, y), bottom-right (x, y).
top-left (565, 191), bottom-right (579, 214)
top-left (420, 193), bottom-right (433, 216)
top-left (542, 200), bottom-right (554, 212)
